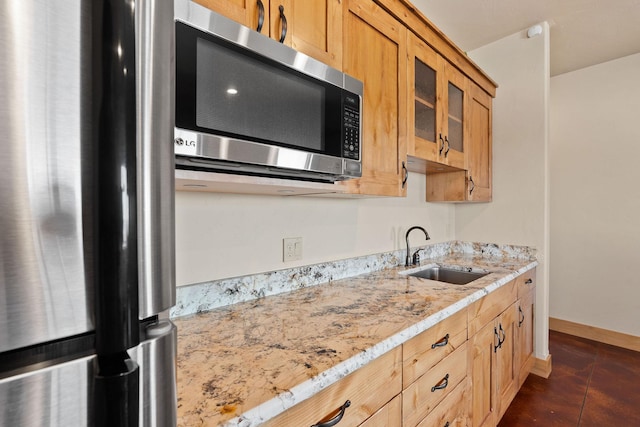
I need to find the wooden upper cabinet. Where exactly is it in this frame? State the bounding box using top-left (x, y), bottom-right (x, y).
top-left (193, 0), bottom-right (268, 35)
top-left (195, 0), bottom-right (343, 69)
top-left (467, 81), bottom-right (493, 201)
top-left (276, 0), bottom-right (343, 69)
top-left (407, 34), bottom-right (465, 171)
top-left (341, 0), bottom-right (408, 197)
top-left (426, 80), bottom-right (492, 202)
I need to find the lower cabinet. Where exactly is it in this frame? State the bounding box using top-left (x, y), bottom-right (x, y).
top-left (262, 346), bottom-right (402, 426)
top-left (264, 269), bottom-right (536, 427)
top-left (516, 269), bottom-right (536, 389)
top-left (468, 268), bottom-right (537, 427)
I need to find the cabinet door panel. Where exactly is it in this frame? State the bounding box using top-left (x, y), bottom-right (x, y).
top-left (440, 63), bottom-right (466, 169)
top-left (467, 82), bottom-right (492, 201)
top-left (194, 0), bottom-right (268, 35)
top-left (496, 303), bottom-right (519, 420)
top-left (408, 34), bottom-right (441, 162)
top-left (286, 0), bottom-right (342, 69)
top-left (517, 288), bottom-right (535, 388)
top-left (341, 0), bottom-right (407, 196)
top-left (468, 321), bottom-right (496, 427)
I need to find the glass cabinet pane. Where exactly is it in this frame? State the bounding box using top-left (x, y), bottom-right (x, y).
top-left (415, 59), bottom-right (436, 142)
top-left (448, 82), bottom-right (463, 152)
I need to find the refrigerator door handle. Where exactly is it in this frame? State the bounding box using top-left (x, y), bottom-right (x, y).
top-left (131, 320), bottom-right (178, 427)
top-left (136, 0), bottom-right (176, 319)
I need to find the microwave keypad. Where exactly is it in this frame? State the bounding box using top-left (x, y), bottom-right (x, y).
top-left (343, 105), bottom-right (360, 160)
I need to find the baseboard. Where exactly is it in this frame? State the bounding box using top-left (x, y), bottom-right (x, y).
top-left (549, 317), bottom-right (640, 352)
top-left (531, 354), bottom-right (552, 379)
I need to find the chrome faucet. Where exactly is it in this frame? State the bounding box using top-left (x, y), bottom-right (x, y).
top-left (405, 226), bottom-right (430, 267)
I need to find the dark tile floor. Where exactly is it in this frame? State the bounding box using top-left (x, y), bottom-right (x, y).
top-left (499, 330), bottom-right (640, 426)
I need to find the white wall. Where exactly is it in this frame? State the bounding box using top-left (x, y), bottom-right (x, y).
top-left (550, 53), bottom-right (640, 336)
top-left (175, 172), bottom-right (455, 286)
top-left (456, 24), bottom-right (551, 358)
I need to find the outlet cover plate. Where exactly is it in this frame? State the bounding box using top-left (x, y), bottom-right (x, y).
top-left (283, 237), bottom-right (303, 262)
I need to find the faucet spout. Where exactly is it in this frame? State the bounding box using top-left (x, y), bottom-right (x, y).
top-left (405, 226), bottom-right (430, 267)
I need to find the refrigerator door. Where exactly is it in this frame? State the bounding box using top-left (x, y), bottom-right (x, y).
top-left (131, 320), bottom-right (178, 427)
top-left (0, 356), bottom-right (94, 426)
top-left (0, 0), bottom-right (94, 353)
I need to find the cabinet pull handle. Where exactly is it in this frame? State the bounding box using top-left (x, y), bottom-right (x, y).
top-left (439, 133), bottom-right (445, 155)
top-left (525, 278), bottom-right (533, 284)
top-left (431, 373), bottom-right (450, 392)
top-left (311, 400), bottom-right (351, 427)
top-left (256, 0), bottom-right (265, 33)
top-left (278, 5), bottom-right (288, 43)
top-left (444, 136), bottom-right (450, 157)
top-left (402, 161), bottom-right (408, 188)
top-left (494, 326), bottom-right (500, 353)
top-left (431, 333), bottom-right (450, 349)
top-left (518, 306), bottom-right (525, 327)
top-left (499, 324), bottom-right (506, 347)
top-left (469, 175), bottom-right (475, 195)
top-left (444, 423), bottom-right (450, 427)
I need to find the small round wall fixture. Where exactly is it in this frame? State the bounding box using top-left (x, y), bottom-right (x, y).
top-left (527, 25), bottom-right (543, 38)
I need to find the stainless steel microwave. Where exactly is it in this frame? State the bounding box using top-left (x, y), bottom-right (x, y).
top-left (173, 0), bottom-right (363, 182)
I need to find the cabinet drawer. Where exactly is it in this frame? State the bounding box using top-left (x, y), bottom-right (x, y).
top-left (516, 268), bottom-right (536, 299)
top-left (403, 342), bottom-right (467, 427)
top-left (403, 308), bottom-right (468, 388)
top-left (359, 394), bottom-right (402, 427)
top-left (263, 346), bottom-right (402, 427)
top-left (416, 379), bottom-right (469, 427)
top-left (468, 280), bottom-right (517, 336)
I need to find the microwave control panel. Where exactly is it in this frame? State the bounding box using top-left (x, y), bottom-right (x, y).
top-left (343, 94), bottom-right (360, 161)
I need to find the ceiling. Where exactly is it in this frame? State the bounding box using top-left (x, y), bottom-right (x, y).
top-left (411, 0), bottom-right (640, 76)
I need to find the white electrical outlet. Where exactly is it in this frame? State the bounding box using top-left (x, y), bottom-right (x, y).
top-left (283, 237), bottom-right (303, 262)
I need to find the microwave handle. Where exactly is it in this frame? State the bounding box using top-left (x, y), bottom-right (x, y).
top-left (136, 0), bottom-right (176, 319)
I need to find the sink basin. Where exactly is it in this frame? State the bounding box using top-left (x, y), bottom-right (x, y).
top-left (406, 267), bottom-right (488, 285)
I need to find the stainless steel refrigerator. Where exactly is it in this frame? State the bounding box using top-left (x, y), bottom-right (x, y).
top-left (0, 0), bottom-right (176, 426)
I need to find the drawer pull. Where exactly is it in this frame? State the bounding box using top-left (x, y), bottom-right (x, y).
top-left (518, 306), bottom-right (525, 327)
top-left (525, 278), bottom-right (533, 284)
top-left (431, 373), bottom-right (450, 392)
top-left (444, 423), bottom-right (450, 427)
top-left (431, 333), bottom-right (450, 349)
top-left (311, 400), bottom-right (350, 427)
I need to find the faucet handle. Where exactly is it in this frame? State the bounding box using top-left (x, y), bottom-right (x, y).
top-left (412, 248), bottom-right (422, 266)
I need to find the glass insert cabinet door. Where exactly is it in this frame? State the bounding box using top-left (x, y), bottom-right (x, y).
top-left (408, 33), bottom-right (466, 170)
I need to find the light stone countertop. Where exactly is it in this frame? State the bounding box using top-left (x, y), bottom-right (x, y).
top-left (174, 251), bottom-right (538, 427)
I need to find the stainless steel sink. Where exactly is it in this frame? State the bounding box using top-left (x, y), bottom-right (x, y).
top-left (406, 267), bottom-right (488, 285)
